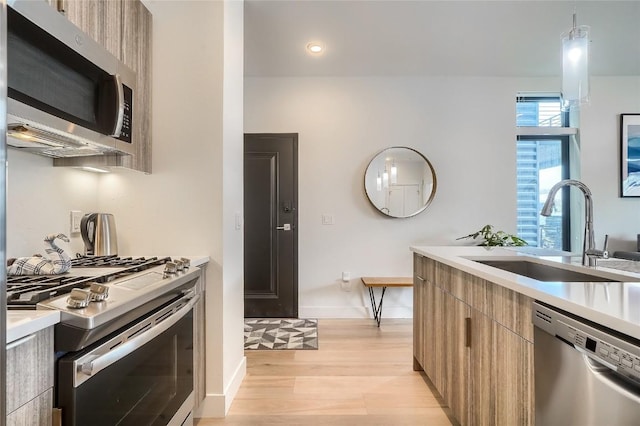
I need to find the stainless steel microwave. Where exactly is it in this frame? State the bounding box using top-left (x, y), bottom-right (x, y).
top-left (6, 0), bottom-right (136, 158)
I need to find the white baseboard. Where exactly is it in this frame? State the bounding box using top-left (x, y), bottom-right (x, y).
top-left (194, 355), bottom-right (247, 418)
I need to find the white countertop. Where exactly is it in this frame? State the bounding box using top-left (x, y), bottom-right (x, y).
top-left (410, 245), bottom-right (640, 340)
top-left (184, 256), bottom-right (209, 268)
top-left (6, 309), bottom-right (60, 344)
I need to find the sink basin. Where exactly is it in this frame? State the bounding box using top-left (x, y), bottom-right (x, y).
top-left (475, 260), bottom-right (618, 282)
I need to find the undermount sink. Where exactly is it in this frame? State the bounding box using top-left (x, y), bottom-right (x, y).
top-left (474, 259), bottom-right (621, 282)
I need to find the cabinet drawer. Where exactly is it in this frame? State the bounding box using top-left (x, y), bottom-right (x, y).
top-left (6, 388), bottom-right (53, 426)
top-left (6, 328), bottom-right (54, 413)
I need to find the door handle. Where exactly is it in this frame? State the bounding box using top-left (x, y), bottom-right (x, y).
top-left (276, 224), bottom-right (291, 231)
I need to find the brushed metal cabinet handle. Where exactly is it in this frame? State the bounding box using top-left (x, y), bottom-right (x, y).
top-left (465, 317), bottom-right (472, 347)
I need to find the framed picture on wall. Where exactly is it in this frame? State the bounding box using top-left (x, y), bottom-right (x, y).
top-left (620, 113), bottom-right (640, 197)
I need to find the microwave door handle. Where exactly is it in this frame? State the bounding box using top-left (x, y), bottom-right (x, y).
top-left (109, 74), bottom-right (125, 137)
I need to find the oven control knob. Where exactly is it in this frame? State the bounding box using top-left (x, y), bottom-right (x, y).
top-left (67, 288), bottom-right (91, 309)
top-left (174, 259), bottom-right (185, 271)
top-left (163, 262), bottom-right (178, 278)
top-left (180, 257), bottom-right (191, 269)
top-left (89, 283), bottom-right (109, 302)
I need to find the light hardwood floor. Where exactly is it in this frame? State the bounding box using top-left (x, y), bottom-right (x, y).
top-left (196, 319), bottom-right (454, 426)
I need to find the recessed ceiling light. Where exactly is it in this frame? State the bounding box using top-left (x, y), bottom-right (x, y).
top-left (306, 42), bottom-right (324, 54)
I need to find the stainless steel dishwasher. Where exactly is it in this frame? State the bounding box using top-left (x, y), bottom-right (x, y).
top-left (533, 301), bottom-right (640, 425)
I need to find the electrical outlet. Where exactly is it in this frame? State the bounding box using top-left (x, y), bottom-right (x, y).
top-left (322, 214), bottom-right (334, 225)
top-left (70, 210), bottom-right (83, 234)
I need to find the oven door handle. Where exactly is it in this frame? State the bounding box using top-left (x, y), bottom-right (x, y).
top-left (76, 295), bottom-right (199, 384)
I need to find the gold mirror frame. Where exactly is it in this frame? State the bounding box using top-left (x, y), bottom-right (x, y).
top-left (363, 147), bottom-right (437, 218)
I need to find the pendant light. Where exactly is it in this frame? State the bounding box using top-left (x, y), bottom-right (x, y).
top-left (390, 160), bottom-right (398, 184)
top-left (382, 168), bottom-right (389, 189)
top-left (561, 11), bottom-right (590, 110)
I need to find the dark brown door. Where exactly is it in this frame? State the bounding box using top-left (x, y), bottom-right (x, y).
top-left (244, 133), bottom-right (298, 318)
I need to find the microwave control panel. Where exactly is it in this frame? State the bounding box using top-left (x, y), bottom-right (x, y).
top-left (118, 84), bottom-right (133, 144)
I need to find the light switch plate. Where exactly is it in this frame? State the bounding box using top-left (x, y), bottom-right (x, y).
top-left (70, 210), bottom-right (83, 234)
top-left (322, 214), bottom-right (334, 225)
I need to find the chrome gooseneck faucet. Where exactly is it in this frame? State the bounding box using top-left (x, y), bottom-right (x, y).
top-left (540, 179), bottom-right (608, 266)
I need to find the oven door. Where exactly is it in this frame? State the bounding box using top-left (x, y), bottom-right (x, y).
top-left (56, 295), bottom-right (197, 426)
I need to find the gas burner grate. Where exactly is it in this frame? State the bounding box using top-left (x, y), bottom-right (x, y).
top-left (70, 255), bottom-right (172, 268)
top-left (7, 275), bottom-right (97, 306)
top-left (7, 256), bottom-right (175, 309)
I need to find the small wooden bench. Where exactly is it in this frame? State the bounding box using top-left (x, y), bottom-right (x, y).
top-left (361, 277), bottom-right (413, 327)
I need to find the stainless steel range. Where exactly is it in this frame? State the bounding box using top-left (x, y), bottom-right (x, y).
top-left (7, 255), bottom-right (201, 426)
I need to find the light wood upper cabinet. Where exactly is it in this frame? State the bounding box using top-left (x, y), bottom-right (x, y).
top-left (53, 0), bottom-right (122, 58)
top-left (48, 0), bottom-right (153, 173)
top-left (120, 0), bottom-right (152, 173)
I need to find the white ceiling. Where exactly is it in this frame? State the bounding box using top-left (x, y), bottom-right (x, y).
top-left (244, 0), bottom-right (640, 78)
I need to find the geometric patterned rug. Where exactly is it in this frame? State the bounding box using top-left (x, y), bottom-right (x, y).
top-left (244, 318), bottom-right (318, 350)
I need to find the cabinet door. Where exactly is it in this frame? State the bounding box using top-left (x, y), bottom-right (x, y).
top-left (413, 255), bottom-right (425, 370)
top-left (6, 328), bottom-right (54, 414)
top-left (422, 273), bottom-right (437, 381)
top-left (444, 295), bottom-right (470, 426)
top-left (470, 310), bottom-right (494, 426)
top-left (492, 321), bottom-right (534, 425)
top-left (54, 0), bottom-right (122, 59)
top-left (6, 389), bottom-right (53, 426)
top-left (121, 0), bottom-right (153, 173)
top-left (470, 310), bottom-right (534, 426)
top-left (426, 283), bottom-right (447, 394)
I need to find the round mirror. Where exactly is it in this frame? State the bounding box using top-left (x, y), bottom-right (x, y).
top-left (364, 147), bottom-right (437, 218)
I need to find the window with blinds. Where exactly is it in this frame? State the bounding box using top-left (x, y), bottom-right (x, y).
top-left (516, 95), bottom-right (570, 249)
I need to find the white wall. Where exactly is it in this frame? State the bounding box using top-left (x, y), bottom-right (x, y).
top-left (219, 0), bottom-right (246, 416)
top-left (6, 150), bottom-right (98, 257)
top-left (98, 0), bottom-right (245, 417)
top-left (244, 75), bottom-right (640, 318)
top-left (581, 77), bottom-right (640, 252)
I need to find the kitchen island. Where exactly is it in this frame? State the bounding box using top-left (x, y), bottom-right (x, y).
top-left (410, 245), bottom-right (640, 426)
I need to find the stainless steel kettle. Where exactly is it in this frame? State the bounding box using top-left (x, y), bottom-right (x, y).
top-left (80, 213), bottom-right (118, 256)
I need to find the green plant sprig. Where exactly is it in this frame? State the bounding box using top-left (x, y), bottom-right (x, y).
top-left (457, 224), bottom-right (527, 247)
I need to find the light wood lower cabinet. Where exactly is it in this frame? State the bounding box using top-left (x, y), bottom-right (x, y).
top-left (6, 389), bottom-right (53, 426)
top-left (413, 254), bottom-right (425, 370)
top-left (413, 254), bottom-right (534, 426)
top-left (445, 293), bottom-right (470, 426)
top-left (6, 327), bottom-right (54, 425)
